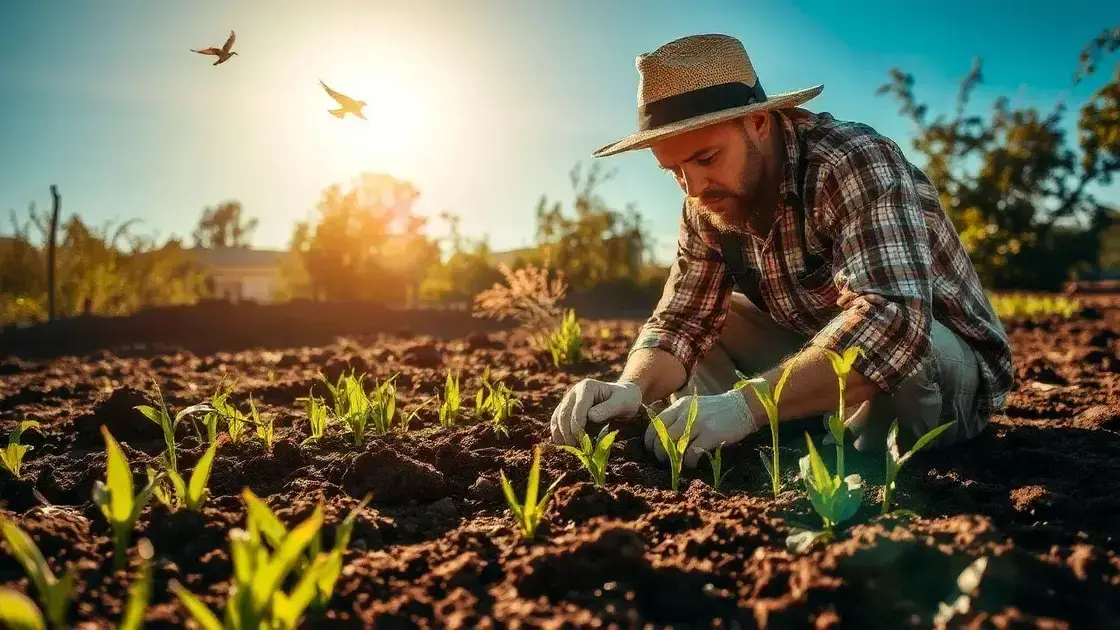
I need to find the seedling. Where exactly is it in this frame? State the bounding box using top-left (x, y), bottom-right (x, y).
top-left (705, 442), bottom-right (732, 492)
top-left (545, 308), bottom-right (583, 366)
top-left (738, 358), bottom-right (798, 497)
top-left (499, 445), bottom-right (565, 540)
top-left (134, 379), bottom-right (211, 473)
top-left (786, 432), bottom-right (864, 553)
top-left (0, 588), bottom-right (47, 630)
top-left (473, 367), bottom-right (494, 416)
top-left (319, 371), bottom-right (403, 444)
top-left (118, 538), bottom-right (155, 630)
top-left (92, 426), bottom-right (161, 570)
top-left (648, 394), bottom-right (700, 492)
top-left (558, 424), bottom-right (618, 488)
top-left (438, 370), bottom-right (462, 428)
top-left (0, 517), bottom-right (77, 629)
top-left (1, 420), bottom-right (40, 478)
top-left (367, 377), bottom-right (401, 436)
top-left (821, 346), bottom-right (865, 478)
top-left (147, 439), bottom-right (220, 513)
top-left (487, 382), bottom-right (521, 438)
top-left (200, 380), bottom-right (236, 444)
top-left (250, 396), bottom-right (274, 451)
top-left (298, 391), bottom-right (329, 446)
top-left (881, 419), bottom-right (956, 515)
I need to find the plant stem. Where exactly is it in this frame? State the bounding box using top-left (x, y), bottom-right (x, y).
top-left (835, 376), bottom-right (845, 479)
top-left (770, 424), bottom-right (780, 497)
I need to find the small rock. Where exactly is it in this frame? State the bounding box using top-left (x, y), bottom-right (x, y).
top-left (430, 497), bottom-right (458, 519)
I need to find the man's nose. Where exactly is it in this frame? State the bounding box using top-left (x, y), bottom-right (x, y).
top-left (681, 169), bottom-right (705, 197)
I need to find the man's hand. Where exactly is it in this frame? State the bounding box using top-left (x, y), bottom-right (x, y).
top-left (643, 389), bottom-right (759, 467)
top-left (550, 379), bottom-right (643, 446)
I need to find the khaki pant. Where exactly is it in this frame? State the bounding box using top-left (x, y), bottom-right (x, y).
top-left (671, 293), bottom-right (988, 453)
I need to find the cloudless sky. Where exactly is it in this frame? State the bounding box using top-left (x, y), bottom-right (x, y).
top-left (1, 0), bottom-right (1117, 265)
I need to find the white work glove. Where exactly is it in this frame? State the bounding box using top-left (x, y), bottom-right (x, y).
top-left (644, 389), bottom-right (760, 468)
top-left (550, 379), bottom-right (643, 446)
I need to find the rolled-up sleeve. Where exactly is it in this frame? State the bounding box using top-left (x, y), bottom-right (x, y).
top-left (631, 204), bottom-right (731, 375)
top-left (810, 138), bottom-right (934, 393)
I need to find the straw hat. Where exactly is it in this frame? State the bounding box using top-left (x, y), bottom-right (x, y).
top-left (592, 34), bottom-right (824, 158)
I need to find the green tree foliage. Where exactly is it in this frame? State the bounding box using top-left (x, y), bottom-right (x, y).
top-left (286, 173), bottom-right (441, 304)
top-left (419, 211), bottom-right (504, 303)
top-left (876, 27), bottom-right (1120, 289)
top-left (191, 200), bottom-right (259, 249)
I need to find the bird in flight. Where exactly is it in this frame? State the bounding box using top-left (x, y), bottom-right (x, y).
top-left (320, 80), bottom-right (368, 120)
top-left (191, 30), bottom-right (238, 66)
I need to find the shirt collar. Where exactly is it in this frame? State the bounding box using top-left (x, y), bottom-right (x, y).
top-left (774, 109), bottom-right (803, 207)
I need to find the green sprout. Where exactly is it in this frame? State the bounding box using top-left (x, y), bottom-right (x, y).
top-left (134, 380), bottom-right (211, 474)
top-left (250, 396), bottom-right (273, 451)
top-left (438, 370), bottom-right (462, 428)
top-left (92, 427), bottom-right (162, 570)
top-left (739, 358), bottom-right (798, 498)
top-left (821, 346), bottom-right (865, 478)
top-left (705, 442), bottom-right (732, 492)
top-left (558, 424), bottom-right (618, 488)
top-left (146, 439), bottom-right (220, 513)
top-left (0, 517), bottom-right (77, 630)
top-left (545, 308), bottom-right (583, 367)
top-left (318, 371), bottom-right (403, 444)
top-left (648, 394), bottom-right (700, 492)
top-left (1, 420), bottom-right (41, 478)
top-left (486, 382), bottom-right (521, 438)
top-left (202, 381), bottom-right (254, 445)
top-left (786, 432), bottom-right (864, 554)
top-left (882, 419), bottom-right (956, 516)
top-left (298, 391), bottom-right (329, 446)
top-left (118, 538), bottom-right (155, 630)
top-left (473, 366), bottom-right (494, 416)
top-left (0, 588), bottom-right (47, 630)
top-left (499, 445), bottom-right (565, 541)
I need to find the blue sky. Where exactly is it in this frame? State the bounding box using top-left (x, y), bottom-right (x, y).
top-left (1, 0), bottom-right (1117, 265)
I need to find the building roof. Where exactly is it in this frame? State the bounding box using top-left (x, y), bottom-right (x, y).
top-left (190, 247), bottom-right (287, 270)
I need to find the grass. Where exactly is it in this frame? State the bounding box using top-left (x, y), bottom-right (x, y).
top-left (500, 445), bottom-right (564, 541)
top-left (988, 292), bottom-right (1081, 319)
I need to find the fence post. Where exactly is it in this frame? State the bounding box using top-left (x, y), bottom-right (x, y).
top-left (47, 185), bottom-right (60, 322)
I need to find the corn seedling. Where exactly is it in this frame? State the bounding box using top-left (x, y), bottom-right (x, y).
top-left (438, 370), bottom-right (462, 428)
top-left (172, 498), bottom-right (330, 630)
top-left (545, 308), bottom-right (583, 366)
top-left (738, 358), bottom-right (799, 498)
top-left (1, 420), bottom-right (40, 478)
top-left (487, 382), bottom-right (521, 438)
top-left (705, 443), bottom-right (732, 492)
top-left (821, 346), bottom-right (865, 479)
top-left (499, 445), bottom-right (565, 540)
top-left (147, 439), bottom-right (220, 513)
top-left (200, 381), bottom-right (236, 444)
top-left (92, 426), bottom-right (162, 570)
top-left (558, 424), bottom-right (618, 488)
top-left (786, 432), bottom-right (865, 554)
top-left (0, 588), bottom-right (47, 630)
top-left (473, 366), bottom-right (494, 416)
top-left (134, 380), bottom-right (211, 474)
top-left (117, 538), bottom-right (155, 630)
top-left (297, 392), bottom-right (329, 446)
top-left (250, 396), bottom-right (274, 451)
top-left (649, 394), bottom-right (700, 492)
top-left (0, 518), bottom-right (77, 630)
top-left (882, 419), bottom-right (956, 516)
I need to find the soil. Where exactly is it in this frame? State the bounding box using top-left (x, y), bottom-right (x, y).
top-left (1, 302), bottom-right (1118, 629)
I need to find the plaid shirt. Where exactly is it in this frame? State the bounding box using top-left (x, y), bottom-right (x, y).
top-left (633, 108), bottom-right (1013, 415)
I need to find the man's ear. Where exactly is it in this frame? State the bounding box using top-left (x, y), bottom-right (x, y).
top-left (742, 112), bottom-right (771, 140)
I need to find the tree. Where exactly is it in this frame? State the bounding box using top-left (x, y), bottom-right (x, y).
top-left (419, 211), bottom-right (504, 303)
top-left (876, 26), bottom-right (1120, 289)
top-left (192, 200), bottom-right (258, 249)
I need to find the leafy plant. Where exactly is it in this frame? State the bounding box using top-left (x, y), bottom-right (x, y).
top-left (648, 394), bottom-right (700, 492)
top-left (1, 420), bottom-right (40, 478)
top-left (705, 442), bottom-right (732, 492)
top-left (134, 380), bottom-right (211, 474)
top-left (367, 377), bottom-right (400, 436)
top-left (557, 424), bottom-right (618, 488)
top-left (473, 366), bottom-right (494, 416)
top-left (499, 445), bottom-right (565, 541)
top-left (438, 370), bottom-right (462, 428)
top-left (544, 308), bottom-right (583, 366)
top-left (250, 396), bottom-right (273, 451)
top-left (298, 391), bottom-right (329, 446)
top-left (92, 426), bottom-right (161, 570)
top-left (118, 538), bottom-right (155, 630)
top-left (739, 358), bottom-right (798, 498)
top-left (0, 518), bottom-right (77, 629)
top-left (147, 439), bottom-right (220, 513)
top-left (486, 382), bottom-right (521, 438)
top-left (318, 371), bottom-right (403, 444)
top-left (200, 380), bottom-right (238, 444)
top-left (821, 346), bottom-right (865, 478)
top-left (882, 419), bottom-right (956, 515)
top-left (786, 433), bottom-right (865, 554)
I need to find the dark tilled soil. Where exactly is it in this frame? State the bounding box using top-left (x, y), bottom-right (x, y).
top-left (1, 307), bottom-right (1118, 629)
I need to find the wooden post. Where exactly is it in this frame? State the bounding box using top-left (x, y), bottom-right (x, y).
top-left (47, 185), bottom-right (60, 322)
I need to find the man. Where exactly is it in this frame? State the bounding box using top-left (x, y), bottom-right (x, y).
top-left (549, 34), bottom-right (1013, 468)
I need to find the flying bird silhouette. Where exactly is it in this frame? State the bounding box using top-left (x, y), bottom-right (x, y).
top-left (191, 30), bottom-right (238, 66)
top-left (320, 80), bottom-right (367, 120)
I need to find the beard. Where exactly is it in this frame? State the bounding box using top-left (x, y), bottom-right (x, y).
top-left (693, 170), bottom-right (757, 234)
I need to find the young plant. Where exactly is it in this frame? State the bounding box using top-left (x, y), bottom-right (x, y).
top-left (0, 588), bottom-right (47, 630)
top-left (705, 442), bottom-right (732, 492)
top-left (134, 380), bottom-right (211, 473)
top-left (438, 370), bottom-right (462, 428)
top-left (473, 366), bottom-right (494, 416)
top-left (0, 517), bottom-right (77, 629)
top-left (545, 308), bottom-right (583, 367)
top-left (739, 358), bottom-right (799, 498)
top-left (92, 426), bottom-right (161, 570)
top-left (499, 445), bottom-right (565, 541)
top-left (250, 396), bottom-right (273, 451)
top-left (297, 391), bottom-right (329, 446)
top-left (821, 346), bottom-right (865, 478)
top-left (882, 419), bottom-right (956, 515)
top-left (147, 439), bottom-right (220, 513)
top-left (1, 420), bottom-right (40, 478)
top-left (487, 382), bottom-right (521, 438)
top-left (557, 424), bottom-right (618, 488)
top-left (648, 394), bottom-right (700, 492)
top-left (118, 538), bottom-right (155, 630)
top-left (368, 377), bottom-right (401, 436)
top-left (786, 432), bottom-right (864, 554)
top-left (199, 380), bottom-right (236, 444)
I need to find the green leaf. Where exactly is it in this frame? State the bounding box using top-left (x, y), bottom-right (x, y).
top-left (274, 554), bottom-right (331, 627)
top-left (0, 588), bottom-right (46, 630)
top-left (803, 434), bottom-right (832, 495)
top-left (886, 419), bottom-right (901, 464)
top-left (759, 450), bottom-right (774, 479)
top-left (591, 429), bottom-right (618, 471)
top-left (101, 427), bottom-right (135, 523)
top-left (744, 378), bottom-right (778, 424)
top-left (118, 540), bottom-right (153, 630)
top-left (773, 358), bottom-right (798, 405)
top-left (174, 403), bottom-right (213, 426)
top-left (651, 417), bottom-right (673, 460)
top-left (676, 395), bottom-right (700, 455)
top-left (0, 519), bottom-right (55, 600)
top-left (170, 581), bottom-right (223, 630)
top-left (499, 470), bottom-right (524, 523)
top-left (187, 440), bottom-right (220, 510)
top-left (243, 489), bottom-right (288, 548)
top-left (524, 447), bottom-right (542, 521)
top-left (899, 420), bottom-right (956, 466)
top-left (134, 405), bottom-right (165, 427)
top-left (832, 474), bottom-right (865, 524)
top-left (249, 505), bottom-right (324, 618)
top-left (557, 445), bottom-right (591, 470)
